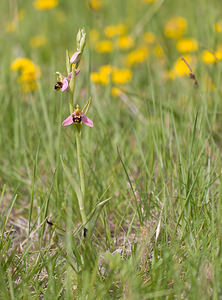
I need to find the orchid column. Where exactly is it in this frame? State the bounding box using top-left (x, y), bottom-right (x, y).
top-left (55, 29), bottom-right (93, 225)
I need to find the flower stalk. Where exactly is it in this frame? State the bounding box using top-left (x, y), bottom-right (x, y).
top-left (75, 129), bottom-right (86, 224)
top-left (69, 75), bottom-right (75, 114)
top-left (55, 28), bottom-right (93, 226)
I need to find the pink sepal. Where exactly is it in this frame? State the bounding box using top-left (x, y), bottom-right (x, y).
top-left (82, 114), bottom-right (94, 127)
top-left (62, 115), bottom-right (73, 126)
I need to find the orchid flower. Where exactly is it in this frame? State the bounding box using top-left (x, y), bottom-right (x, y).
top-left (55, 69), bottom-right (80, 92)
top-left (62, 105), bottom-right (93, 127)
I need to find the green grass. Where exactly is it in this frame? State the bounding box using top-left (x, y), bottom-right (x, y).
top-left (1, 0), bottom-right (222, 298)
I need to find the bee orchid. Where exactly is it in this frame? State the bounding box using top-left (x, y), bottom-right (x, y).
top-left (55, 69), bottom-right (80, 92)
top-left (62, 106), bottom-right (93, 127)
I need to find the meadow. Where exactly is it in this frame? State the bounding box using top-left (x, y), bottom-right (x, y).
top-left (1, 0), bottom-right (222, 298)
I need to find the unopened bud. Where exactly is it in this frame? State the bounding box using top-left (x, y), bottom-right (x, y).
top-left (76, 29), bottom-right (82, 50)
top-left (79, 29), bottom-right (86, 52)
top-left (76, 28), bottom-right (86, 53)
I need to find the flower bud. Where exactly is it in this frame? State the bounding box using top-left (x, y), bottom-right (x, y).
top-left (79, 29), bottom-right (86, 52)
top-left (76, 29), bottom-right (82, 50)
top-left (76, 28), bottom-right (86, 53)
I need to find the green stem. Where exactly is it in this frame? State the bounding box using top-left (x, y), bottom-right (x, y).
top-left (68, 66), bottom-right (86, 225)
top-left (69, 70), bottom-right (76, 114)
top-left (75, 129), bottom-right (86, 224)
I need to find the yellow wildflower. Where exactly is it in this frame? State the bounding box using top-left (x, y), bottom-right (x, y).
top-left (11, 58), bottom-right (32, 71)
top-left (18, 66), bottom-right (40, 83)
top-left (171, 55), bottom-right (194, 77)
top-left (95, 40), bottom-right (113, 53)
top-left (214, 20), bottom-right (222, 33)
top-left (166, 70), bottom-right (176, 80)
top-left (201, 50), bottom-right (216, 64)
top-left (33, 0), bottom-right (58, 10)
top-left (91, 65), bottom-right (132, 86)
top-left (100, 65), bottom-right (113, 75)
top-left (99, 65), bottom-right (113, 84)
top-left (142, 0), bottom-right (156, 3)
top-left (30, 35), bottom-right (47, 48)
top-left (176, 38), bottom-right (198, 53)
top-left (154, 44), bottom-right (164, 57)
top-left (104, 24), bottom-right (126, 38)
top-left (11, 58), bottom-right (41, 92)
top-left (126, 46), bottom-right (149, 66)
top-left (143, 32), bottom-right (156, 44)
top-left (6, 21), bottom-right (16, 33)
top-left (19, 81), bottom-right (39, 93)
top-left (91, 72), bottom-right (101, 84)
top-left (90, 72), bottom-right (101, 84)
top-left (215, 51), bottom-right (222, 60)
top-left (164, 16), bottom-right (187, 39)
top-left (89, 29), bottom-right (100, 44)
top-left (96, 73), bottom-right (109, 85)
top-left (112, 68), bottom-right (132, 84)
top-left (111, 87), bottom-right (123, 97)
top-left (88, 0), bottom-right (103, 11)
top-left (215, 45), bottom-right (222, 60)
top-left (91, 65), bottom-right (113, 85)
top-left (117, 35), bottom-right (134, 50)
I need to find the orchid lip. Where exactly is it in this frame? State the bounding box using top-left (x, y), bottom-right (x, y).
top-left (61, 78), bottom-right (68, 92)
